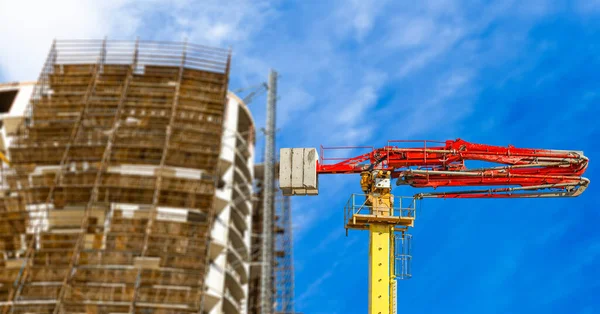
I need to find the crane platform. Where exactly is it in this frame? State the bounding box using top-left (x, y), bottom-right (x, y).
top-left (346, 214), bottom-right (414, 230)
top-left (344, 194), bottom-right (416, 231)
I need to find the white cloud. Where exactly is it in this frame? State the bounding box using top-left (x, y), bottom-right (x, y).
top-left (292, 177), bottom-right (353, 240)
top-left (387, 17), bottom-right (437, 48)
top-left (393, 70), bottom-right (475, 138)
top-left (307, 69), bottom-right (387, 146)
top-left (335, 85), bottom-right (378, 125)
top-left (394, 25), bottom-right (464, 79)
top-left (278, 86), bottom-right (315, 128)
top-left (423, 0), bottom-right (460, 15)
top-left (297, 261), bottom-right (338, 303)
top-left (134, 0), bottom-right (275, 46)
top-left (292, 203), bottom-right (322, 239)
top-left (374, 4), bottom-right (466, 79)
top-left (0, 0), bottom-right (140, 81)
top-left (336, 0), bottom-right (389, 41)
top-left (0, 0), bottom-right (275, 81)
top-left (314, 228), bottom-right (344, 253)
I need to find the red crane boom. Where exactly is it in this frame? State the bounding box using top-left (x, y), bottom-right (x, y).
top-left (317, 139), bottom-right (589, 198)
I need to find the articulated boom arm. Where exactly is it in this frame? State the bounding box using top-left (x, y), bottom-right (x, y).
top-left (318, 139), bottom-right (590, 198)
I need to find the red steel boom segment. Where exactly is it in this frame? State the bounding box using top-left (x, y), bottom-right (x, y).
top-left (317, 139), bottom-right (589, 198)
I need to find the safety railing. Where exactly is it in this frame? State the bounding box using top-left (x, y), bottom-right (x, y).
top-left (52, 39), bottom-right (229, 74)
top-left (318, 140), bottom-right (450, 172)
top-left (344, 194), bottom-right (416, 226)
top-left (394, 233), bottom-right (412, 280)
top-left (385, 140), bottom-right (448, 170)
top-left (319, 145), bottom-right (374, 167)
top-left (343, 194), bottom-right (417, 232)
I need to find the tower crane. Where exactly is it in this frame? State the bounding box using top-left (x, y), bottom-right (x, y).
top-left (279, 138), bottom-right (589, 314)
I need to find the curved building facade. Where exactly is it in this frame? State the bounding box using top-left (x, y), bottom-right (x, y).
top-left (207, 93), bottom-right (255, 314)
top-left (0, 40), bottom-right (255, 314)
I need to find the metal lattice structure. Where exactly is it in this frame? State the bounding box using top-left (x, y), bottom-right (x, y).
top-left (259, 70), bottom-right (277, 314)
top-left (248, 178), bottom-right (265, 314)
top-left (248, 69), bottom-right (297, 314)
top-left (274, 192), bottom-right (294, 314)
top-left (0, 39), bottom-right (231, 313)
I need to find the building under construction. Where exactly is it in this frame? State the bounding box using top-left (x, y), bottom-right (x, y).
top-left (0, 40), bottom-right (290, 313)
top-left (0, 39), bottom-right (295, 314)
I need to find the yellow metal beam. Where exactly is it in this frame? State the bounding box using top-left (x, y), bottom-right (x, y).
top-left (369, 223), bottom-right (390, 314)
top-left (390, 229), bottom-right (396, 314)
top-left (0, 152), bottom-right (10, 166)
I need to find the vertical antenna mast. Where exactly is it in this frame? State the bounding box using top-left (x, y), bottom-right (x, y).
top-left (261, 69), bottom-right (277, 314)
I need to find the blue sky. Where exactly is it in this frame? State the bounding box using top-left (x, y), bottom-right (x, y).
top-left (1, 1), bottom-right (599, 313)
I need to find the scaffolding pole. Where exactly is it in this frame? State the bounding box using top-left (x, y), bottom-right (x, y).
top-left (260, 69), bottom-right (277, 314)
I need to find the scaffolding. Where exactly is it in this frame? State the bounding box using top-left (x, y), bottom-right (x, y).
top-left (248, 69), bottom-right (297, 314)
top-left (248, 177), bottom-right (266, 314)
top-left (249, 179), bottom-right (296, 314)
top-left (274, 192), bottom-right (294, 314)
top-left (0, 39), bottom-right (231, 313)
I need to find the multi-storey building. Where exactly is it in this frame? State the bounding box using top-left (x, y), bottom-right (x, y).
top-left (0, 40), bottom-right (255, 314)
